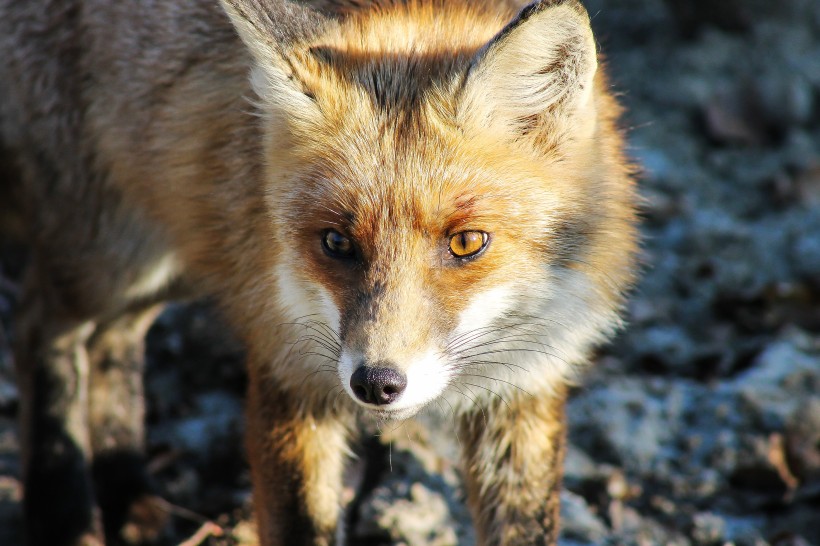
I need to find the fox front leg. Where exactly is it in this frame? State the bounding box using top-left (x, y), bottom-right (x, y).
top-left (459, 388), bottom-right (568, 546)
top-left (246, 374), bottom-right (350, 546)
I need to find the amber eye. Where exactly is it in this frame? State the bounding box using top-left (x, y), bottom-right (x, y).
top-left (322, 229), bottom-right (355, 259)
top-left (449, 231), bottom-right (489, 259)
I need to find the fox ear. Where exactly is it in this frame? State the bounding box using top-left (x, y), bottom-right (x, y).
top-left (458, 0), bottom-right (598, 143)
top-left (219, 0), bottom-right (327, 123)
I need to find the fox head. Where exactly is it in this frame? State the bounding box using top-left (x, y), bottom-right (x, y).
top-left (221, 0), bottom-right (638, 418)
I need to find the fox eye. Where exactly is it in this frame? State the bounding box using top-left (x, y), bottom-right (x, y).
top-left (322, 229), bottom-right (355, 259)
top-left (449, 231), bottom-right (489, 259)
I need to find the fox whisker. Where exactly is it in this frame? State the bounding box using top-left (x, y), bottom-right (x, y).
top-left (458, 381), bottom-right (512, 412)
top-left (290, 323), bottom-right (342, 347)
top-left (444, 321), bottom-right (548, 353)
top-left (294, 335), bottom-right (341, 355)
top-left (504, 312), bottom-right (572, 331)
top-left (454, 347), bottom-right (571, 368)
top-left (450, 383), bottom-right (486, 428)
top-left (298, 365), bottom-right (338, 390)
top-left (434, 397), bottom-right (462, 448)
top-left (301, 319), bottom-right (342, 343)
top-left (330, 386), bottom-right (347, 413)
top-left (299, 351), bottom-right (336, 362)
top-left (451, 336), bottom-right (554, 358)
top-left (450, 359), bottom-right (529, 373)
top-left (279, 314), bottom-right (322, 325)
top-left (449, 327), bottom-right (570, 357)
top-left (454, 372), bottom-right (533, 399)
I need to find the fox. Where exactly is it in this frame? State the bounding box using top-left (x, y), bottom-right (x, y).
top-left (0, 0), bottom-right (638, 544)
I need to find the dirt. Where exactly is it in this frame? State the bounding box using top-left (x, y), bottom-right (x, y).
top-left (1, 0), bottom-right (819, 544)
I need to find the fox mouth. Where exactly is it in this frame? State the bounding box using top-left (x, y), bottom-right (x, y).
top-left (366, 405), bottom-right (422, 422)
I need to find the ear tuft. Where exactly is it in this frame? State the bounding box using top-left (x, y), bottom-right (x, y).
top-left (458, 0), bottom-right (598, 142)
top-left (219, 0), bottom-right (328, 124)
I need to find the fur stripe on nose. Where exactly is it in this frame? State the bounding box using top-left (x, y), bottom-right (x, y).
top-left (350, 365), bottom-right (407, 406)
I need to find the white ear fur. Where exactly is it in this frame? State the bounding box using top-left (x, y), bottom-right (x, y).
top-left (458, 0), bottom-right (598, 141)
top-left (219, 0), bottom-right (323, 123)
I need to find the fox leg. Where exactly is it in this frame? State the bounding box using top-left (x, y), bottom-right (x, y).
top-left (14, 262), bottom-right (104, 546)
top-left (246, 370), bottom-right (350, 546)
top-left (87, 305), bottom-right (167, 545)
top-left (459, 387), bottom-right (568, 546)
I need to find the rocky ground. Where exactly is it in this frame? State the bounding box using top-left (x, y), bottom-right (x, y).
top-left (1, 0), bottom-right (819, 544)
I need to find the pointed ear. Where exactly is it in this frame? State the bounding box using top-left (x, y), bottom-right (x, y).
top-left (219, 0), bottom-right (328, 123)
top-left (458, 0), bottom-right (598, 143)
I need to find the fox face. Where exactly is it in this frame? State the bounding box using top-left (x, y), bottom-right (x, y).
top-left (223, 0), bottom-right (638, 418)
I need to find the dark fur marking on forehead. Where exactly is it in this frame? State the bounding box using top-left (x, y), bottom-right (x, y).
top-left (304, 0), bottom-right (487, 17)
top-left (309, 46), bottom-right (475, 113)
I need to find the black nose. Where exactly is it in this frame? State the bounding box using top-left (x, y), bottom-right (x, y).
top-left (350, 365), bottom-right (407, 406)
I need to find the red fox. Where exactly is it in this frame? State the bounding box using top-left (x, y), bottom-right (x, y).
top-left (0, 0), bottom-right (638, 544)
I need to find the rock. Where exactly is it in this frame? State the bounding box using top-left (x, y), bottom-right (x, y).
top-left (691, 512), bottom-right (726, 545)
top-left (752, 71), bottom-right (815, 134)
top-left (792, 163), bottom-right (820, 209)
top-left (703, 87), bottom-right (765, 146)
top-left (560, 490), bottom-right (608, 543)
top-left (790, 220), bottom-right (820, 281)
top-left (720, 515), bottom-right (769, 545)
top-left (610, 504), bottom-right (690, 545)
top-left (149, 391), bottom-right (243, 457)
top-left (726, 330), bottom-right (820, 427)
top-left (353, 443), bottom-right (473, 546)
top-left (564, 443), bottom-right (601, 486)
top-left (568, 377), bottom-right (697, 474)
top-left (784, 398), bottom-right (820, 484)
top-left (356, 481), bottom-right (462, 546)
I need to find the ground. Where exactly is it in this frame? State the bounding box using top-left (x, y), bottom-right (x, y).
top-left (1, 0), bottom-right (819, 544)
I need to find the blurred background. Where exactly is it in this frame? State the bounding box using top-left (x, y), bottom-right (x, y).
top-left (1, 0), bottom-right (819, 544)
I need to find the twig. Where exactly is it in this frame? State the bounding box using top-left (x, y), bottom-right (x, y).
top-left (177, 522), bottom-right (224, 546)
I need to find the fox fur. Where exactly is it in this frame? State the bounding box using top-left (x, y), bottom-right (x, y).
top-left (0, 0), bottom-right (638, 544)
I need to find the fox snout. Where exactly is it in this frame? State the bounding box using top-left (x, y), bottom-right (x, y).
top-left (349, 364), bottom-right (407, 406)
top-left (337, 343), bottom-right (453, 417)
